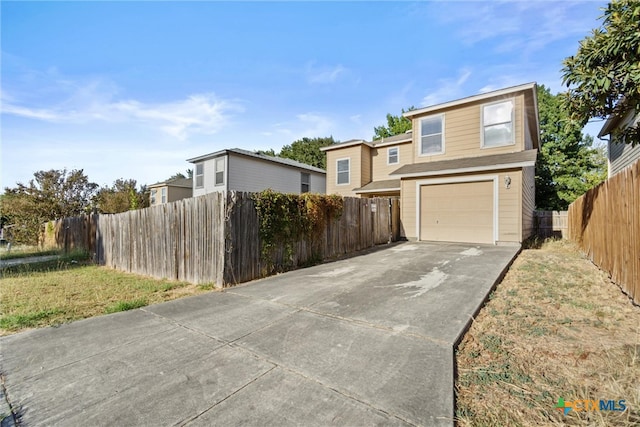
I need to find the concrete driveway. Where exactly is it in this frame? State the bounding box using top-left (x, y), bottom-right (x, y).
top-left (1, 241), bottom-right (519, 426)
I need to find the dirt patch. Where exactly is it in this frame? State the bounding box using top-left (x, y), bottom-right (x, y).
top-left (456, 239), bottom-right (639, 426)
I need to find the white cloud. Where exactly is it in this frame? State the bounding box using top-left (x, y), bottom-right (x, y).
top-left (421, 68), bottom-right (472, 107)
top-left (306, 62), bottom-right (347, 84)
top-left (266, 112), bottom-right (335, 141)
top-left (1, 75), bottom-right (243, 140)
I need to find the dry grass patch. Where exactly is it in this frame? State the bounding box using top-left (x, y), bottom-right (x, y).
top-left (0, 256), bottom-right (214, 335)
top-left (456, 239), bottom-right (639, 426)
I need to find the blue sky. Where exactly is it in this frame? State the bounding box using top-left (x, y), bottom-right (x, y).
top-left (1, 1), bottom-right (607, 189)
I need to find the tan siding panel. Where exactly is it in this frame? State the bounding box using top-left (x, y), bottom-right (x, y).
top-left (371, 141), bottom-right (413, 181)
top-left (521, 166), bottom-right (535, 238)
top-left (361, 145), bottom-right (372, 186)
top-left (325, 146), bottom-right (363, 197)
top-left (497, 170), bottom-right (522, 242)
top-left (412, 93), bottom-right (526, 163)
top-left (401, 179), bottom-right (416, 239)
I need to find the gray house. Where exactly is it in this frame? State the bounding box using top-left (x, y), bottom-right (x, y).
top-left (186, 148), bottom-right (326, 196)
top-left (598, 109), bottom-right (640, 177)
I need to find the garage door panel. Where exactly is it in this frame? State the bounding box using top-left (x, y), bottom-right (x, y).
top-left (420, 181), bottom-right (494, 244)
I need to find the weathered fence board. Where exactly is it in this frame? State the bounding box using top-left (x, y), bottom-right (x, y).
top-left (44, 192), bottom-right (401, 287)
top-left (567, 160), bottom-right (639, 304)
top-left (534, 211), bottom-right (568, 238)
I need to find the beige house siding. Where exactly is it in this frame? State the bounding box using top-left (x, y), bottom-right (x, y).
top-left (400, 179), bottom-right (416, 239)
top-left (521, 166), bottom-right (536, 239)
top-left (371, 141), bottom-right (413, 181)
top-left (361, 145), bottom-right (372, 187)
top-left (326, 145), bottom-right (366, 196)
top-left (149, 183), bottom-right (192, 206)
top-left (497, 169), bottom-right (522, 243)
top-left (411, 93), bottom-right (525, 163)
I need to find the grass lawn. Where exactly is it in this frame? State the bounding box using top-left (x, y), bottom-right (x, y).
top-left (0, 254), bottom-right (214, 335)
top-left (0, 246), bottom-right (62, 260)
top-left (455, 239), bottom-right (639, 426)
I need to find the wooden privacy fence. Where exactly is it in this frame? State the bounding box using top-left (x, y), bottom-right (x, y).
top-left (41, 215), bottom-right (97, 253)
top-left (534, 211), bottom-right (568, 238)
top-left (567, 160), bottom-right (639, 304)
top-left (46, 192), bottom-right (401, 287)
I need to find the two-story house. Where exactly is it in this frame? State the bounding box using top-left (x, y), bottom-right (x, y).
top-left (148, 177), bottom-right (193, 206)
top-left (187, 148), bottom-right (326, 196)
top-left (322, 83), bottom-right (540, 245)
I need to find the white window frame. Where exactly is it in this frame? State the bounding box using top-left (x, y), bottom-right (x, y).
top-left (301, 172), bottom-right (310, 193)
top-left (418, 113), bottom-right (445, 157)
top-left (481, 99), bottom-right (515, 149)
top-left (161, 187), bottom-right (167, 204)
top-left (195, 163), bottom-right (204, 189)
top-left (336, 158), bottom-right (350, 185)
top-left (150, 189), bottom-right (157, 205)
top-left (387, 146), bottom-right (399, 165)
top-left (214, 157), bottom-right (225, 186)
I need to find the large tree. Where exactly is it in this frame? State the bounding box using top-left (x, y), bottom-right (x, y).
top-left (536, 85), bottom-right (607, 210)
top-left (373, 107), bottom-right (415, 140)
top-left (95, 179), bottom-right (148, 214)
top-left (278, 136), bottom-right (336, 169)
top-left (562, 0), bottom-right (640, 145)
top-left (2, 169), bottom-right (98, 244)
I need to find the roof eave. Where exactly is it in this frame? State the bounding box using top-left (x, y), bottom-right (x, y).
top-left (390, 160), bottom-right (536, 178)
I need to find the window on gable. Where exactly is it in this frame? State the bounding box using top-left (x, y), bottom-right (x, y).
top-left (388, 147), bottom-right (399, 164)
top-left (483, 100), bottom-right (514, 147)
top-left (161, 187), bottom-right (167, 204)
top-left (195, 163), bottom-right (204, 188)
top-left (301, 172), bottom-right (310, 193)
top-left (419, 115), bottom-right (444, 155)
top-left (215, 157), bottom-right (225, 186)
top-left (337, 158), bottom-right (350, 185)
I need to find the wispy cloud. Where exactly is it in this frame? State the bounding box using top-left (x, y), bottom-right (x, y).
top-left (421, 68), bottom-right (472, 107)
top-left (306, 62), bottom-right (347, 84)
top-left (267, 112), bottom-right (334, 141)
top-left (1, 74), bottom-right (243, 140)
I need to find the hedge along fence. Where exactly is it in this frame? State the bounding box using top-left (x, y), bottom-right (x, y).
top-left (45, 191), bottom-right (401, 287)
top-left (567, 160), bottom-right (639, 304)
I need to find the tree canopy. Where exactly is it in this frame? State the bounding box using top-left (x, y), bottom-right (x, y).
top-left (2, 169), bottom-right (98, 244)
top-left (373, 107), bottom-right (415, 140)
top-left (274, 136), bottom-right (337, 170)
top-left (95, 179), bottom-right (148, 214)
top-left (536, 85), bottom-right (607, 210)
top-left (562, 0), bottom-right (640, 145)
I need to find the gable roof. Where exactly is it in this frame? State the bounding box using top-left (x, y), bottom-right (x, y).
top-left (186, 148), bottom-right (326, 174)
top-left (390, 150), bottom-right (537, 177)
top-left (148, 177), bottom-right (192, 189)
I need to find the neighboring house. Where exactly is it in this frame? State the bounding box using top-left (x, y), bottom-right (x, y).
top-left (597, 109), bottom-right (640, 178)
top-left (186, 148), bottom-right (326, 197)
top-left (322, 82), bottom-right (540, 245)
top-left (149, 178), bottom-right (193, 206)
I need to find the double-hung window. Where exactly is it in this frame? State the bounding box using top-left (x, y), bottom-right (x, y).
top-left (195, 163), bottom-right (204, 188)
top-left (387, 147), bottom-right (399, 164)
top-left (419, 114), bottom-right (444, 155)
top-left (214, 157), bottom-right (225, 186)
top-left (161, 188), bottom-right (167, 204)
top-left (301, 172), bottom-right (310, 193)
top-left (336, 158), bottom-right (350, 185)
top-left (482, 100), bottom-right (514, 147)
top-left (150, 189), bottom-right (157, 205)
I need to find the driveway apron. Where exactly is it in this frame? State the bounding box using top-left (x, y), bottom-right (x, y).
top-left (1, 241), bottom-right (519, 426)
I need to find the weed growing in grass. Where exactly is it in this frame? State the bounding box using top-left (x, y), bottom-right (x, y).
top-left (104, 299), bottom-right (147, 314)
top-left (0, 309), bottom-right (64, 330)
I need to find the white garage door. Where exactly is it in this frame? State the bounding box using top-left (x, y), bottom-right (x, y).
top-left (420, 181), bottom-right (494, 244)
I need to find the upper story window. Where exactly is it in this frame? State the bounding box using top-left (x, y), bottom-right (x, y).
top-left (161, 187), bottom-right (167, 204)
top-left (337, 158), bottom-right (350, 185)
top-left (195, 163), bottom-right (204, 188)
top-left (419, 114), bottom-right (444, 155)
top-left (301, 172), bottom-right (310, 193)
top-left (482, 100), bottom-right (514, 148)
top-left (150, 189), bottom-right (157, 205)
top-left (214, 157), bottom-right (225, 186)
top-left (387, 147), bottom-right (399, 165)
